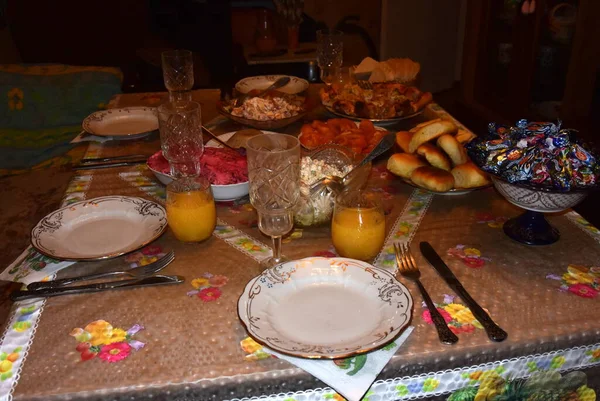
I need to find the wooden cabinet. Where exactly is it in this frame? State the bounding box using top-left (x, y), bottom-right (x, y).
top-left (460, 0), bottom-right (600, 126)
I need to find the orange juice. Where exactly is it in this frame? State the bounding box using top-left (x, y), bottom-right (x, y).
top-left (167, 190), bottom-right (216, 242)
top-left (331, 207), bottom-right (385, 261)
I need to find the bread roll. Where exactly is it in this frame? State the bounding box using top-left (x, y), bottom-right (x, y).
top-left (395, 131), bottom-right (413, 153)
top-left (455, 128), bottom-right (477, 144)
top-left (387, 153), bottom-right (427, 179)
top-left (451, 162), bottom-right (491, 189)
top-left (437, 134), bottom-right (468, 165)
top-left (410, 166), bottom-right (455, 192)
top-left (408, 120), bottom-right (457, 153)
top-left (409, 118), bottom-right (441, 133)
top-left (416, 143), bottom-right (452, 171)
top-left (226, 129), bottom-right (263, 148)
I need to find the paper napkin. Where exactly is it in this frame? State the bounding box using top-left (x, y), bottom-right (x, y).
top-left (0, 246), bottom-right (75, 285)
top-left (264, 326), bottom-right (414, 401)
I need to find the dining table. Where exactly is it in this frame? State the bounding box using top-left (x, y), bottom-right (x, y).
top-left (1, 85), bottom-right (599, 401)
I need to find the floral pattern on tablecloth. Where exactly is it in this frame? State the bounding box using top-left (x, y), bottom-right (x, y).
top-left (447, 245), bottom-right (491, 268)
top-left (187, 272), bottom-right (229, 302)
top-left (475, 212), bottom-right (508, 229)
top-left (282, 228), bottom-right (303, 244)
top-left (546, 265), bottom-right (600, 299)
top-left (70, 320), bottom-right (144, 363)
top-left (123, 245), bottom-right (166, 268)
top-left (421, 295), bottom-right (486, 335)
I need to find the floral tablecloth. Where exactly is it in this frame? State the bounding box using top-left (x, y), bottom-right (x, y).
top-left (1, 88), bottom-right (599, 401)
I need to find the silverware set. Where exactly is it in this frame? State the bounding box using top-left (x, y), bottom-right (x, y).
top-left (73, 154), bottom-right (150, 170)
top-left (394, 241), bottom-right (507, 344)
top-left (11, 251), bottom-right (181, 301)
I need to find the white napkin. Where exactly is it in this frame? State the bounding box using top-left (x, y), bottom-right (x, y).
top-left (70, 131), bottom-right (112, 144)
top-left (264, 326), bottom-right (414, 401)
top-left (0, 246), bottom-right (74, 285)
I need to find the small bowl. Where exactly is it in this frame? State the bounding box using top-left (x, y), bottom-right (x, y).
top-left (216, 102), bottom-right (307, 131)
top-left (147, 151), bottom-right (249, 202)
top-left (235, 75), bottom-right (309, 95)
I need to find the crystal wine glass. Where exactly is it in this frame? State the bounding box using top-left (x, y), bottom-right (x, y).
top-left (161, 50), bottom-right (194, 102)
top-left (316, 29), bottom-right (343, 84)
top-left (246, 134), bottom-right (301, 266)
top-left (158, 101), bottom-right (203, 179)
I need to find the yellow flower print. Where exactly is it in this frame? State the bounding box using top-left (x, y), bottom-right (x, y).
top-left (464, 248), bottom-right (481, 257)
top-left (240, 337), bottom-right (262, 354)
top-left (567, 265), bottom-right (596, 284)
top-left (7, 87), bottom-right (24, 111)
top-left (577, 385), bottom-right (596, 401)
top-left (191, 278), bottom-right (210, 289)
top-left (444, 303), bottom-right (466, 316)
top-left (84, 320), bottom-right (115, 346)
top-left (453, 309), bottom-right (476, 325)
top-left (106, 328), bottom-right (127, 344)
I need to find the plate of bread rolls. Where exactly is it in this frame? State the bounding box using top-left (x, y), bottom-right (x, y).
top-left (386, 119), bottom-right (491, 195)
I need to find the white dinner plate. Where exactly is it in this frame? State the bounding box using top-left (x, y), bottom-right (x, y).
top-left (82, 107), bottom-right (158, 138)
top-left (238, 257), bottom-right (413, 359)
top-left (31, 196), bottom-right (167, 260)
top-left (235, 75), bottom-right (309, 95)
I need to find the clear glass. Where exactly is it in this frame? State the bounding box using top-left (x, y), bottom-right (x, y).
top-left (331, 189), bottom-right (385, 262)
top-left (158, 101), bottom-right (203, 179)
top-left (166, 176), bottom-right (216, 243)
top-left (161, 49), bottom-right (194, 102)
top-left (316, 29), bottom-right (343, 84)
top-left (246, 134), bottom-right (301, 266)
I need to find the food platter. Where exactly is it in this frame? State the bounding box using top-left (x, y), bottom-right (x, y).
top-left (82, 107), bottom-right (158, 138)
top-left (238, 257), bottom-right (413, 359)
top-left (400, 177), bottom-right (491, 196)
top-left (216, 101), bottom-right (306, 130)
top-left (324, 104), bottom-right (423, 125)
top-left (31, 196), bottom-right (167, 260)
top-left (298, 120), bottom-right (388, 153)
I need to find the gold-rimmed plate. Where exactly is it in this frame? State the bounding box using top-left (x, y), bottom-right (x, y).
top-left (237, 257), bottom-right (413, 359)
top-left (400, 177), bottom-right (491, 196)
top-left (324, 105), bottom-right (423, 125)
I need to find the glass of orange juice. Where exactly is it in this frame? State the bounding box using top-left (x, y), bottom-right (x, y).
top-left (331, 189), bottom-right (385, 261)
top-left (166, 176), bottom-right (216, 243)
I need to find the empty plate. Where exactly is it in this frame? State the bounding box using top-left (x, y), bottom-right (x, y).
top-left (31, 196), bottom-right (167, 260)
top-left (82, 107), bottom-right (158, 138)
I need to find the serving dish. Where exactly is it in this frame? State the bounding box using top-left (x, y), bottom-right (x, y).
top-left (401, 177), bottom-right (491, 196)
top-left (235, 75), bottom-right (309, 95)
top-left (31, 196), bottom-right (167, 261)
top-left (298, 120), bottom-right (388, 153)
top-left (324, 104), bottom-right (423, 125)
top-left (82, 107), bottom-right (158, 138)
top-left (217, 101), bottom-right (306, 131)
top-left (237, 257), bottom-right (413, 359)
top-left (147, 131), bottom-right (261, 201)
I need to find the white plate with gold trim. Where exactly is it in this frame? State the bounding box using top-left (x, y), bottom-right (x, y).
top-left (31, 196), bottom-right (167, 260)
top-left (237, 257), bottom-right (413, 359)
top-left (82, 107), bottom-right (158, 138)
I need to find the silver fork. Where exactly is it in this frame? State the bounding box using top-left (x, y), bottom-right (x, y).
top-left (394, 243), bottom-right (458, 345)
top-left (27, 250), bottom-right (175, 290)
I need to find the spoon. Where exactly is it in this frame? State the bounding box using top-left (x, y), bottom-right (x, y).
top-left (234, 76), bottom-right (291, 107)
top-left (202, 125), bottom-right (246, 156)
top-left (309, 132), bottom-right (396, 196)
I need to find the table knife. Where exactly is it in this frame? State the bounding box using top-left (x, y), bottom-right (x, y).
top-left (10, 275), bottom-right (184, 302)
top-left (74, 160), bottom-right (147, 170)
top-left (419, 242), bottom-right (508, 342)
top-left (80, 155), bottom-right (149, 164)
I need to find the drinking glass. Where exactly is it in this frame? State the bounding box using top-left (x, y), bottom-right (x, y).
top-left (166, 176), bottom-right (216, 243)
top-left (316, 29), bottom-right (343, 84)
top-left (161, 50), bottom-right (194, 102)
top-left (246, 134), bottom-right (301, 266)
top-left (158, 101), bottom-right (203, 179)
top-left (331, 189), bottom-right (385, 261)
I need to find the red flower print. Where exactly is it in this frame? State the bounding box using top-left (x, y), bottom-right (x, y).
top-left (124, 252), bottom-right (144, 263)
top-left (313, 250), bottom-right (336, 258)
top-left (449, 325), bottom-right (461, 335)
top-left (198, 287), bottom-right (222, 302)
top-left (208, 275), bottom-right (229, 287)
top-left (459, 324), bottom-right (476, 334)
top-left (568, 283), bottom-right (598, 299)
top-left (422, 307), bottom-right (452, 324)
top-left (141, 245), bottom-right (162, 256)
top-left (98, 342), bottom-right (131, 363)
top-left (462, 257), bottom-right (485, 268)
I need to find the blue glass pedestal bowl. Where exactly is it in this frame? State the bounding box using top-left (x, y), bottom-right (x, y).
top-left (491, 176), bottom-right (589, 245)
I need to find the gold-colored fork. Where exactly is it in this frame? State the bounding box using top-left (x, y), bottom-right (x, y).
top-left (394, 242), bottom-right (458, 345)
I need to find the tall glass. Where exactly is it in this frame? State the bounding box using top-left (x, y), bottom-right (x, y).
top-left (246, 134), bottom-right (301, 266)
top-left (331, 189), bottom-right (385, 261)
top-left (161, 50), bottom-right (194, 102)
top-left (158, 101), bottom-right (203, 179)
top-left (316, 29), bottom-right (343, 84)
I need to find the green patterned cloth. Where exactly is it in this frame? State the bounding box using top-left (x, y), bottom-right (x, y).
top-left (0, 64), bottom-right (122, 176)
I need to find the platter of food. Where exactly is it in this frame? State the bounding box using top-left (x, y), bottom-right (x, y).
top-left (320, 82), bottom-right (432, 123)
top-left (298, 118), bottom-right (388, 155)
top-left (387, 119), bottom-right (491, 195)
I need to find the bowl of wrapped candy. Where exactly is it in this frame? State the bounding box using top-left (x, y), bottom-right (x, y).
top-left (467, 119), bottom-right (600, 245)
